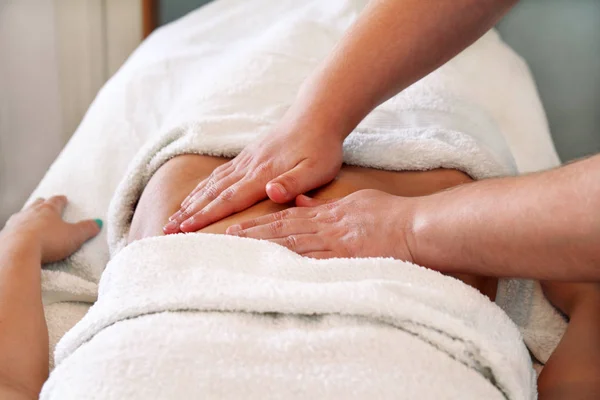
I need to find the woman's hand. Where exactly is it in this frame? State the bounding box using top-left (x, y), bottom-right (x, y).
top-left (0, 195), bottom-right (100, 397)
top-left (225, 189), bottom-right (416, 261)
top-left (1, 196), bottom-right (102, 263)
top-left (164, 120), bottom-right (344, 234)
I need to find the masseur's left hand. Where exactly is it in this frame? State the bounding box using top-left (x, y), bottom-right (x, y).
top-left (164, 114), bottom-right (344, 234)
top-left (225, 189), bottom-right (416, 260)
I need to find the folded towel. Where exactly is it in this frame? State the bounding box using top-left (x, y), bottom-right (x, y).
top-left (41, 234), bottom-right (534, 399)
top-left (496, 279), bottom-right (568, 366)
top-left (28, 0), bottom-right (564, 372)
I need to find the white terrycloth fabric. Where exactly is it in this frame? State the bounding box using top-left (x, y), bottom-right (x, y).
top-left (42, 234), bottom-right (535, 400)
top-left (27, 0), bottom-right (564, 377)
top-left (496, 280), bottom-right (567, 368)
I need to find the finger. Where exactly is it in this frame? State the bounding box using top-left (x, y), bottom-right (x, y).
top-left (178, 163), bottom-right (236, 212)
top-left (226, 207), bottom-right (317, 234)
top-left (181, 182), bottom-right (206, 210)
top-left (178, 177), bottom-right (268, 233)
top-left (167, 172), bottom-right (243, 226)
top-left (26, 198), bottom-right (45, 209)
top-left (181, 167), bottom-right (241, 214)
top-left (46, 195), bottom-right (68, 214)
top-left (180, 163), bottom-right (235, 209)
top-left (166, 172), bottom-right (245, 233)
top-left (180, 188), bottom-right (200, 211)
top-left (295, 194), bottom-right (337, 208)
top-left (181, 168), bottom-right (228, 209)
top-left (65, 219), bottom-right (102, 252)
top-left (172, 177), bottom-right (226, 221)
top-left (303, 251), bottom-right (338, 260)
top-left (266, 159), bottom-right (326, 203)
top-left (269, 234), bottom-right (326, 254)
top-left (229, 218), bottom-right (318, 239)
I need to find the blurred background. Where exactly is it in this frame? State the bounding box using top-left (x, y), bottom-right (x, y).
top-left (1, 0), bottom-right (599, 226)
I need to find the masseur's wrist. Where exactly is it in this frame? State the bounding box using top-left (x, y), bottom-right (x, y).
top-left (387, 194), bottom-right (421, 264)
top-left (289, 75), bottom-right (368, 142)
top-left (282, 102), bottom-right (349, 144)
top-left (405, 189), bottom-right (454, 271)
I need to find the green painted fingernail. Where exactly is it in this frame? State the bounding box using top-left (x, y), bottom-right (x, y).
top-left (94, 219), bottom-right (103, 229)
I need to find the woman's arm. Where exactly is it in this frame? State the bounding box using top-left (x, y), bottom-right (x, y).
top-left (0, 197), bottom-right (100, 399)
top-left (0, 235), bottom-right (47, 399)
top-left (538, 282), bottom-right (600, 399)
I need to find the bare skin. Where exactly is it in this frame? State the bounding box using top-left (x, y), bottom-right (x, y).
top-left (0, 197), bottom-right (100, 399)
top-left (141, 156), bottom-right (475, 238)
top-left (233, 155), bottom-right (600, 281)
top-left (162, 0), bottom-right (600, 284)
top-left (538, 281), bottom-right (600, 399)
top-left (131, 154), bottom-right (496, 298)
top-left (2, 0), bottom-right (597, 394)
top-left (166, 0), bottom-right (518, 233)
top-left (0, 161), bottom-right (597, 398)
top-left (134, 154), bottom-right (600, 398)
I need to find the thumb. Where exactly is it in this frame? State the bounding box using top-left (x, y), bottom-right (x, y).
top-left (68, 219), bottom-right (102, 248)
top-left (266, 161), bottom-right (328, 203)
top-left (295, 194), bottom-right (336, 208)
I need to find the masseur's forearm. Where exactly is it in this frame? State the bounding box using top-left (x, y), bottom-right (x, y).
top-left (411, 155), bottom-right (600, 280)
top-left (289, 0), bottom-right (518, 136)
top-left (0, 234), bottom-right (48, 399)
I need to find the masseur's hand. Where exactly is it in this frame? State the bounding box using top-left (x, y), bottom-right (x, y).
top-left (225, 189), bottom-right (416, 260)
top-left (1, 196), bottom-right (102, 263)
top-left (164, 119), bottom-right (344, 233)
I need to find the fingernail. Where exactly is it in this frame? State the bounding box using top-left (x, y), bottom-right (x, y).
top-left (180, 217), bottom-right (194, 229)
top-left (168, 211), bottom-right (181, 222)
top-left (163, 220), bottom-right (178, 231)
top-left (94, 219), bottom-right (103, 229)
top-left (226, 225), bottom-right (241, 234)
top-left (270, 183), bottom-right (287, 196)
top-left (185, 194), bottom-right (197, 205)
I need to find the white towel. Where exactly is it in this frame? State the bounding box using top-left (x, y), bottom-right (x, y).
top-left (28, 0), bottom-right (564, 372)
top-left (41, 234), bottom-right (534, 399)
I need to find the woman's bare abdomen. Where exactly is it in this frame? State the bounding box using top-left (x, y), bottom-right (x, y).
top-left (128, 154), bottom-right (497, 299)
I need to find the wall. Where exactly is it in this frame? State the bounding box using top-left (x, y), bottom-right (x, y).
top-left (158, 0), bottom-right (212, 25)
top-left (159, 0), bottom-right (600, 162)
top-left (2, 0), bottom-right (598, 227)
top-left (106, 0), bottom-right (144, 76)
top-left (498, 0), bottom-right (600, 162)
top-left (0, 0), bottom-right (142, 226)
top-left (0, 0), bottom-right (65, 225)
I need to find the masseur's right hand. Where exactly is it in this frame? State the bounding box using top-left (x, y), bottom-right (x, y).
top-left (164, 116), bottom-right (344, 234)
